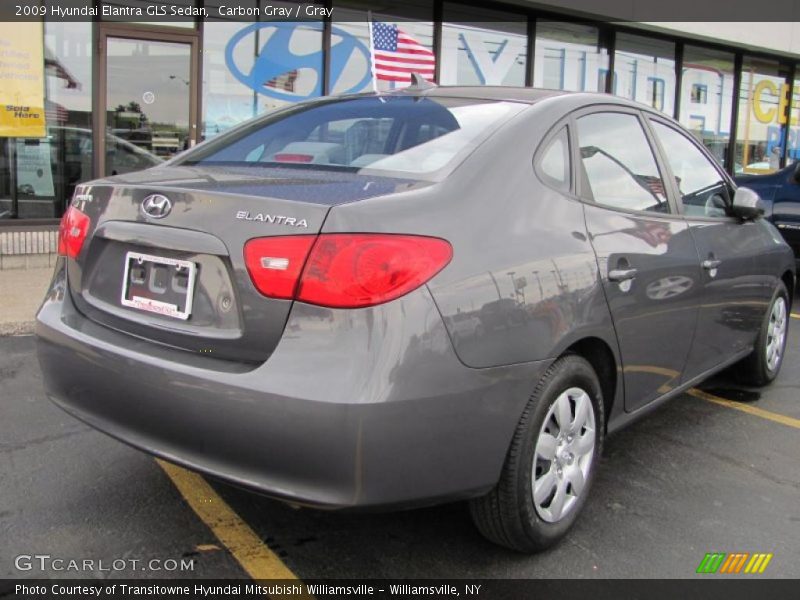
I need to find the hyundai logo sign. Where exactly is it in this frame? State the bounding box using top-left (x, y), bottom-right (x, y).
top-left (141, 194), bottom-right (172, 219)
top-left (225, 22), bottom-right (372, 101)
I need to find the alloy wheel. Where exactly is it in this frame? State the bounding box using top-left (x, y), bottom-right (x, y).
top-left (765, 296), bottom-right (787, 372)
top-left (532, 387), bottom-right (596, 523)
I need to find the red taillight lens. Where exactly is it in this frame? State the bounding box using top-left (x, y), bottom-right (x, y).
top-left (57, 206), bottom-right (91, 259)
top-left (273, 153), bottom-right (314, 163)
top-left (244, 235), bottom-right (317, 299)
top-left (244, 234), bottom-right (452, 308)
top-left (299, 234), bottom-right (452, 308)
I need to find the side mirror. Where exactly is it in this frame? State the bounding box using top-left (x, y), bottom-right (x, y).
top-left (730, 186), bottom-right (765, 220)
top-left (792, 161), bottom-right (800, 183)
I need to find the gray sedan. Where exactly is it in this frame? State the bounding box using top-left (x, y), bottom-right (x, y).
top-left (36, 85), bottom-right (794, 552)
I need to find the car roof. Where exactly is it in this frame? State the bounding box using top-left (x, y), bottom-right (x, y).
top-left (406, 85), bottom-right (570, 103)
top-left (376, 85), bottom-right (661, 112)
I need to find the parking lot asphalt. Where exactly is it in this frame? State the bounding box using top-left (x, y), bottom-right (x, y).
top-left (2, 326), bottom-right (799, 580)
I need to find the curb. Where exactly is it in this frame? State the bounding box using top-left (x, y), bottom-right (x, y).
top-left (0, 321), bottom-right (36, 336)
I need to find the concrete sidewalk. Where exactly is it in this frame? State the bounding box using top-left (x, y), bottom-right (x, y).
top-left (0, 267), bottom-right (53, 335)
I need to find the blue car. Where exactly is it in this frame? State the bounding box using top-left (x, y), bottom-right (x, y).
top-left (736, 162), bottom-right (800, 268)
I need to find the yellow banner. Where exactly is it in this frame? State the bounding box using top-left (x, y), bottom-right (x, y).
top-left (0, 22), bottom-right (46, 137)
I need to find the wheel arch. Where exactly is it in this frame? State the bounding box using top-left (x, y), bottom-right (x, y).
top-left (562, 337), bottom-right (618, 430)
top-left (781, 270), bottom-right (794, 308)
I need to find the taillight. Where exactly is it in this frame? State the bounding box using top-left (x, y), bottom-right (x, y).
top-left (57, 205), bottom-right (91, 259)
top-left (243, 234), bottom-right (452, 308)
top-left (298, 234), bottom-right (452, 308)
top-left (244, 235), bottom-right (317, 299)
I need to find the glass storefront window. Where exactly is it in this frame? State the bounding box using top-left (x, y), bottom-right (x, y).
top-left (101, 0), bottom-right (197, 27)
top-left (534, 21), bottom-right (608, 92)
top-left (7, 12), bottom-right (800, 224)
top-left (203, 18), bottom-right (258, 139)
top-left (441, 5), bottom-right (527, 86)
top-left (0, 142), bottom-right (12, 219)
top-left (7, 22), bottom-right (93, 219)
top-left (679, 45), bottom-right (735, 170)
top-left (331, 1), bottom-right (433, 94)
top-left (614, 33), bottom-right (676, 115)
top-left (203, 1), bottom-right (258, 139)
top-left (789, 83), bottom-right (800, 164)
top-left (735, 57), bottom-right (790, 174)
top-left (202, 1), bottom-right (323, 139)
top-left (256, 1), bottom-right (324, 110)
top-left (105, 37), bottom-right (191, 171)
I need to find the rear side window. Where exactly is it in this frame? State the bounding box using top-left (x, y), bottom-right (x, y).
top-left (181, 96), bottom-right (526, 178)
top-left (537, 128), bottom-right (570, 192)
top-left (650, 121), bottom-right (731, 218)
top-left (577, 112), bottom-right (670, 214)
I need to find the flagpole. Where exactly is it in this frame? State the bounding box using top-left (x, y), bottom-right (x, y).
top-left (367, 11), bottom-right (379, 92)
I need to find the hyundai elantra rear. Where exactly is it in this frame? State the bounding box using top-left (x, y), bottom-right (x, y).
top-left (39, 88), bottom-right (792, 553)
top-left (36, 91), bottom-right (546, 512)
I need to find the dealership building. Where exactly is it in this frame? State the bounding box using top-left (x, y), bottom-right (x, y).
top-left (1, 0), bottom-right (800, 226)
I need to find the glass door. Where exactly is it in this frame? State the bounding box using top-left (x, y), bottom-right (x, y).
top-left (98, 27), bottom-right (198, 177)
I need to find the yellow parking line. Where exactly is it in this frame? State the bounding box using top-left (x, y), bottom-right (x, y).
top-left (688, 388), bottom-right (800, 430)
top-left (157, 459), bottom-right (300, 581)
top-left (792, 313), bottom-right (800, 319)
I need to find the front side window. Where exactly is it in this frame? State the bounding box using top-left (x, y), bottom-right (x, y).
top-left (651, 121), bottom-right (730, 218)
top-left (576, 112), bottom-right (669, 213)
top-left (181, 96), bottom-right (525, 178)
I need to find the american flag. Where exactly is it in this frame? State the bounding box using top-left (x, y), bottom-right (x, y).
top-left (371, 22), bottom-right (435, 83)
top-left (45, 100), bottom-right (69, 124)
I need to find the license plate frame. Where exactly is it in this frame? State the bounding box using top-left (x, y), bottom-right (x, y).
top-left (120, 251), bottom-right (197, 320)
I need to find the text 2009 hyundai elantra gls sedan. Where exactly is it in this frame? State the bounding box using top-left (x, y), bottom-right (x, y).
top-left (36, 86), bottom-right (793, 552)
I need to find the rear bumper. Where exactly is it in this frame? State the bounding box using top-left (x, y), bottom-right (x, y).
top-left (36, 261), bottom-right (547, 509)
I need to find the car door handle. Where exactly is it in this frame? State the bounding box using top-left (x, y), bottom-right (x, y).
top-left (702, 259), bottom-right (722, 270)
top-left (608, 268), bottom-right (638, 282)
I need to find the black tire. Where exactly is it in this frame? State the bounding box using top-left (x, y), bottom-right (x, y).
top-left (469, 354), bottom-right (604, 553)
top-left (737, 281), bottom-right (790, 387)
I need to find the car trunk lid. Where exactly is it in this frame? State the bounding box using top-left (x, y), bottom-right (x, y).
top-left (66, 165), bottom-right (427, 362)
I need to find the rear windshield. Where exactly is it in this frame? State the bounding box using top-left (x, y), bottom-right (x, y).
top-left (179, 96), bottom-right (525, 179)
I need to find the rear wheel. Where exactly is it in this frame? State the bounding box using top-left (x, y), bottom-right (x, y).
top-left (469, 355), bottom-right (604, 552)
top-left (738, 281), bottom-right (789, 386)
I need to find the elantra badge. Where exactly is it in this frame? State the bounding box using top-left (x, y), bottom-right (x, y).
top-left (141, 194), bottom-right (172, 219)
top-left (236, 211), bottom-right (308, 228)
